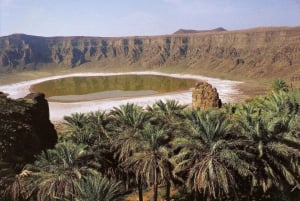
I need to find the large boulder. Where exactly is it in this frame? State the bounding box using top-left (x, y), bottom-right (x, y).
top-left (192, 81), bottom-right (222, 109)
top-left (0, 92), bottom-right (57, 164)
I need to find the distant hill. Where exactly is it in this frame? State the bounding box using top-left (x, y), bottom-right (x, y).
top-left (173, 27), bottom-right (227, 34)
top-left (1, 26), bottom-right (300, 80)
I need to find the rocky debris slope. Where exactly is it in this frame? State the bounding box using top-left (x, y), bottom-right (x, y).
top-left (0, 92), bottom-right (57, 164)
top-left (192, 81), bottom-right (222, 109)
top-left (0, 26), bottom-right (300, 78)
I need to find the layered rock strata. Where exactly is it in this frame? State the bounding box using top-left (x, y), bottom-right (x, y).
top-left (0, 26), bottom-right (300, 78)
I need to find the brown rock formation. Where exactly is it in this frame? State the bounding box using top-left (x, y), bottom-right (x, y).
top-left (0, 26), bottom-right (300, 79)
top-left (0, 92), bottom-right (57, 163)
top-left (192, 82), bottom-right (222, 109)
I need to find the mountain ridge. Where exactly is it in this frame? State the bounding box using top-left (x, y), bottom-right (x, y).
top-left (173, 27), bottom-right (227, 34)
top-left (1, 26), bottom-right (300, 79)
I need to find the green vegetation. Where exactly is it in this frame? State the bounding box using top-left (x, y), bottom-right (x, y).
top-left (31, 75), bottom-right (196, 98)
top-left (271, 78), bottom-right (290, 92)
top-left (1, 86), bottom-right (300, 201)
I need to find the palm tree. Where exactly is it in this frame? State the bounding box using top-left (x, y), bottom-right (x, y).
top-left (256, 90), bottom-right (299, 117)
top-left (110, 103), bottom-right (150, 201)
top-left (146, 99), bottom-right (188, 144)
top-left (236, 104), bottom-right (300, 196)
top-left (68, 111), bottom-right (112, 146)
top-left (13, 141), bottom-right (94, 201)
top-left (87, 111), bottom-right (111, 143)
top-left (74, 173), bottom-right (124, 201)
top-left (63, 111), bottom-right (118, 180)
top-left (173, 110), bottom-right (253, 200)
top-left (63, 112), bottom-right (89, 133)
top-left (3, 169), bottom-right (36, 201)
top-left (62, 112), bottom-right (91, 145)
top-left (110, 103), bottom-right (150, 161)
top-left (0, 161), bottom-right (23, 201)
top-left (63, 111), bottom-right (111, 146)
top-left (271, 78), bottom-right (289, 92)
top-left (147, 99), bottom-right (187, 126)
top-left (122, 126), bottom-right (173, 201)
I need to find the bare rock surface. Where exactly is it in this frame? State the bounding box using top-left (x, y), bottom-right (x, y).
top-left (192, 81), bottom-right (222, 109)
top-left (1, 26), bottom-right (300, 79)
top-left (0, 92), bottom-right (57, 163)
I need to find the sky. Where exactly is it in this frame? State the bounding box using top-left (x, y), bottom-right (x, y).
top-left (0, 0), bottom-right (300, 37)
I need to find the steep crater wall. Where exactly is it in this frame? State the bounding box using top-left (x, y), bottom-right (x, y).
top-left (1, 27), bottom-right (300, 78)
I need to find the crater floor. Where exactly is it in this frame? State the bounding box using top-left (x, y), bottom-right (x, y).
top-left (0, 71), bottom-right (243, 121)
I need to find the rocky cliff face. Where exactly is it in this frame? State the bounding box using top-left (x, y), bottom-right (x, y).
top-left (0, 92), bottom-right (57, 163)
top-left (1, 26), bottom-right (300, 78)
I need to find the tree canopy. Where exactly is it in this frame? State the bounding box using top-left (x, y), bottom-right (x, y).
top-left (1, 89), bottom-right (300, 201)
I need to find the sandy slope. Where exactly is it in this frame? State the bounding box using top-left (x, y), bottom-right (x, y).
top-left (0, 72), bottom-right (243, 121)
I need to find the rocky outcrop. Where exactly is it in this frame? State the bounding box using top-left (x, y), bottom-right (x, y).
top-left (192, 82), bottom-right (222, 109)
top-left (0, 92), bottom-right (57, 163)
top-left (0, 26), bottom-right (300, 78)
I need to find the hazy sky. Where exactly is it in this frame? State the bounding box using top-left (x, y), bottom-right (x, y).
top-left (1, 0), bottom-right (300, 37)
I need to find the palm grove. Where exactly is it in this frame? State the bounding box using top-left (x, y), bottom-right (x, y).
top-left (0, 80), bottom-right (300, 201)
